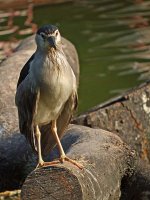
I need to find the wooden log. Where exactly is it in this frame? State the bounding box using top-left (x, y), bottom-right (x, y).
top-left (21, 125), bottom-right (135, 200)
top-left (73, 81), bottom-right (150, 163)
top-left (120, 159), bottom-right (150, 200)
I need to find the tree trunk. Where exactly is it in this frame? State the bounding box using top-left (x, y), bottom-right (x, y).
top-left (21, 125), bottom-right (135, 200)
top-left (73, 81), bottom-right (150, 163)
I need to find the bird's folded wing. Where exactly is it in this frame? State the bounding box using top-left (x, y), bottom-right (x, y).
top-left (40, 90), bottom-right (78, 156)
top-left (17, 54), bottom-right (35, 88)
top-left (15, 78), bottom-right (39, 152)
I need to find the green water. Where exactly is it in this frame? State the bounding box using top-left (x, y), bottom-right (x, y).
top-left (7, 0), bottom-right (150, 113)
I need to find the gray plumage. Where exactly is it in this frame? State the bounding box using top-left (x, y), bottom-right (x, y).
top-left (15, 24), bottom-right (78, 157)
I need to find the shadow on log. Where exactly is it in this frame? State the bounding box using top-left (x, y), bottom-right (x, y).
top-left (120, 159), bottom-right (150, 200)
top-left (21, 125), bottom-right (135, 200)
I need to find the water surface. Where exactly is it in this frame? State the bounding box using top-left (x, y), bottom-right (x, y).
top-left (34, 0), bottom-right (150, 113)
top-left (3, 0), bottom-right (150, 113)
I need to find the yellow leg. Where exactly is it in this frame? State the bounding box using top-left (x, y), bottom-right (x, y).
top-left (51, 121), bottom-right (66, 159)
top-left (35, 125), bottom-right (44, 166)
top-left (35, 125), bottom-right (60, 168)
top-left (51, 120), bottom-right (83, 170)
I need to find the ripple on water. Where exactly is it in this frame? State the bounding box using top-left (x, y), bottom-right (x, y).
top-left (0, 0), bottom-right (150, 113)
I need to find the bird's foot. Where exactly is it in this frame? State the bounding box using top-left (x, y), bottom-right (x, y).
top-left (36, 160), bottom-right (59, 169)
top-left (60, 155), bottom-right (83, 170)
top-left (35, 157), bottom-right (83, 170)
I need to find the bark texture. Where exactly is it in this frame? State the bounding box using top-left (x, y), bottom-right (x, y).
top-left (73, 81), bottom-right (150, 163)
top-left (21, 125), bottom-right (135, 200)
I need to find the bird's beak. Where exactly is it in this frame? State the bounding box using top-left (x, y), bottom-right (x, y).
top-left (47, 36), bottom-right (56, 50)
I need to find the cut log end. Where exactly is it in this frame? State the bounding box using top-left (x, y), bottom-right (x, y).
top-left (21, 165), bottom-right (83, 200)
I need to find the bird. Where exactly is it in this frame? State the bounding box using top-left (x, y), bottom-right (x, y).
top-left (15, 24), bottom-right (83, 169)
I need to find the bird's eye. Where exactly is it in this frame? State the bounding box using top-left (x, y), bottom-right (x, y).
top-left (56, 31), bottom-right (58, 36)
top-left (40, 33), bottom-right (45, 39)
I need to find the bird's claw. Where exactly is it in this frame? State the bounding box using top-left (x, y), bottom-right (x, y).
top-left (35, 157), bottom-right (83, 170)
top-left (35, 160), bottom-right (59, 169)
top-left (60, 156), bottom-right (83, 170)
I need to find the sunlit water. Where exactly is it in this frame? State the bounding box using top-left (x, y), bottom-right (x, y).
top-left (34, 0), bottom-right (150, 113)
top-left (3, 0), bottom-right (150, 113)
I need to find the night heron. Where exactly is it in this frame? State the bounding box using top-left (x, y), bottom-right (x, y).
top-left (15, 24), bottom-right (82, 169)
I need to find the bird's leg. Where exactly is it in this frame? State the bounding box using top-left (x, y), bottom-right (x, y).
top-left (51, 120), bottom-right (66, 160)
top-left (35, 125), bottom-right (59, 168)
top-left (35, 125), bottom-right (44, 167)
top-left (51, 120), bottom-right (83, 170)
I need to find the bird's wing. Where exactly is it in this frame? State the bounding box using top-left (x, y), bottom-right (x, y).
top-left (57, 90), bottom-right (78, 134)
top-left (17, 53), bottom-right (35, 88)
top-left (16, 79), bottom-right (39, 152)
top-left (16, 54), bottom-right (39, 152)
top-left (40, 90), bottom-right (78, 156)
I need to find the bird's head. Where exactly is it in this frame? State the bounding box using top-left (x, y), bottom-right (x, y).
top-left (35, 24), bottom-right (61, 51)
